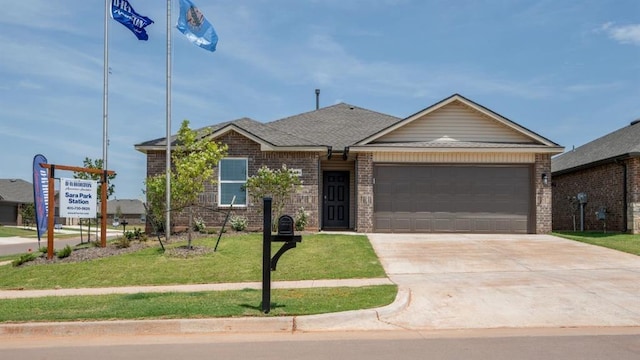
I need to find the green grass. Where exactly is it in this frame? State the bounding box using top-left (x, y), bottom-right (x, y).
top-left (0, 226), bottom-right (39, 238)
top-left (553, 231), bottom-right (640, 255)
top-left (0, 285), bottom-right (397, 323)
top-left (0, 234), bottom-right (387, 290)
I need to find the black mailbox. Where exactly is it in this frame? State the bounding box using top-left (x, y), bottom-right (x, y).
top-left (278, 215), bottom-right (294, 236)
top-left (272, 215), bottom-right (301, 243)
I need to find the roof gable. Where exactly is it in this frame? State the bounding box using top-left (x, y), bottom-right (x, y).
top-left (356, 94), bottom-right (559, 147)
top-left (552, 120), bottom-right (640, 174)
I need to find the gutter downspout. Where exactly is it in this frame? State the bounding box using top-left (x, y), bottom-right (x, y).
top-left (622, 162), bottom-right (628, 232)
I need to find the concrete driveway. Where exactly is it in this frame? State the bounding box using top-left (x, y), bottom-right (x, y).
top-left (368, 234), bottom-right (640, 330)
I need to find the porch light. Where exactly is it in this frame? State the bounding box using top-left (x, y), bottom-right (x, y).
top-left (541, 173), bottom-right (548, 186)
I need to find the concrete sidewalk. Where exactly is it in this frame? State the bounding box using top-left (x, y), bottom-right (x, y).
top-left (0, 278), bottom-right (393, 299)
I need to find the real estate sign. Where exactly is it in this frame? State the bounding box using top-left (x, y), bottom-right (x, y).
top-left (60, 178), bottom-right (97, 218)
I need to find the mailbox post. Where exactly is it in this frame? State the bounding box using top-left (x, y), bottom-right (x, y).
top-left (261, 197), bottom-right (302, 314)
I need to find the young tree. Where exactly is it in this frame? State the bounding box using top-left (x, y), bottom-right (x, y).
top-left (245, 164), bottom-right (302, 229)
top-left (20, 203), bottom-right (35, 228)
top-left (145, 120), bottom-right (227, 247)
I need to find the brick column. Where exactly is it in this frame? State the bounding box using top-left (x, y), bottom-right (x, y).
top-left (535, 154), bottom-right (552, 234)
top-left (356, 153), bottom-right (374, 232)
top-left (628, 157), bottom-right (640, 234)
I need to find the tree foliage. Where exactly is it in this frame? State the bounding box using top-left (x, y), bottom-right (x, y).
top-left (73, 157), bottom-right (116, 199)
top-left (20, 203), bottom-right (35, 228)
top-left (145, 120), bottom-right (227, 233)
top-left (245, 164), bottom-right (302, 225)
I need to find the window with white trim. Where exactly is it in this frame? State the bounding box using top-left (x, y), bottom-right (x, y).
top-left (218, 158), bottom-right (247, 206)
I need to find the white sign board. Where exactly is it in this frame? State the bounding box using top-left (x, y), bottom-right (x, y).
top-left (60, 178), bottom-right (97, 218)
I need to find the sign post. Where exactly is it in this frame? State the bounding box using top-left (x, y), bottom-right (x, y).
top-left (39, 163), bottom-right (115, 259)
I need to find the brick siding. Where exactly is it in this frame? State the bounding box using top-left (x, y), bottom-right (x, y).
top-left (552, 159), bottom-right (636, 233)
top-left (146, 130), bottom-right (320, 232)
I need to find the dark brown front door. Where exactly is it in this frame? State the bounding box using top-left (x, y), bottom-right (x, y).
top-left (323, 171), bottom-right (349, 229)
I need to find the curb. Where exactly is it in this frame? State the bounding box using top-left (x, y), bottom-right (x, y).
top-left (0, 288), bottom-right (411, 337)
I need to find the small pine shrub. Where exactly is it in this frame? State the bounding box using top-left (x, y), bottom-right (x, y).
top-left (230, 216), bottom-right (248, 232)
top-left (12, 252), bottom-right (39, 267)
top-left (115, 235), bottom-right (131, 248)
top-left (57, 245), bottom-right (73, 259)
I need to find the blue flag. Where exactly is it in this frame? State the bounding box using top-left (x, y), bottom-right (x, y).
top-left (177, 0), bottom-right (218, 52)
top-left (111, 0), bottom-right (154, 41)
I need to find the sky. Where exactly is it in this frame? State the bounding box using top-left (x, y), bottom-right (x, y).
top-left (1, 0), bottom-right (639, 200)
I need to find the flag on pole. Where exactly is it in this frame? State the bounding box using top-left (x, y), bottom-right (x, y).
top-left (177, 0), bottom-right (218, 52)
top-left (110, 0), bottom-right (154, 40)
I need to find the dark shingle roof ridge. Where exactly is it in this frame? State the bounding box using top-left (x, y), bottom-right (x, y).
top-left (266, 102), bottom-right (401, 150)
top-left (135, 117), bottom-right (261, 147)
top-left (552, 121), bottom-right (640, 173)
top-left (268, 102), bottom-right (399, 126)
top-left (216, 117), bottom-right (325, 147)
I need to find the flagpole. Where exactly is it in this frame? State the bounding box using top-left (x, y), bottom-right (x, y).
top-left (165, 0), bottom-right (172, 241)
top-left (103, 1), bottom-right (109, 179)
top-left (103, 0), bottom-right (110, 238)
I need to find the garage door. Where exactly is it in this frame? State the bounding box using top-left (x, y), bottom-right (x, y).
top-left (374, 165), bottom-right (531, 233)
top-left (0, 203), bottom-right (17, 225)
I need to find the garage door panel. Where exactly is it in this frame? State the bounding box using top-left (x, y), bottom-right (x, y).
top-left (374, 165), bottom-right (531, 233)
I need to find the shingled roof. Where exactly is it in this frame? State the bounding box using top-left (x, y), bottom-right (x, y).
top-left (0, 179), bottom-right (33, 204)
top-left (552, 120), bottom-right (640, 174)
top-left (135, 104), bottom-right (400, 152)
top-left (267, 103), bottom-right (400, 151)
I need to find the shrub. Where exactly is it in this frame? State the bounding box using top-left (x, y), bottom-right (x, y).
top-left (193, 217), bottom-right (206, 233)
top-left (57, 245), bottom-right (73, 259)
top-left (230, 216), bottom-right (248, 232)
top-left (115, 235), bottom-right (131, 248)
top-left (12, 253), bottom-right (39, 267)
top-left (295, 207), bottom-right (308, 231)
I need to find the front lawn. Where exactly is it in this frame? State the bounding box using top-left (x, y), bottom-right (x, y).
top-left (553, 231), bottom-right (640, 255)
top-left (0, 285), bottom-right (397, 322)
top-left (0, 233), bottom-right (387, 290)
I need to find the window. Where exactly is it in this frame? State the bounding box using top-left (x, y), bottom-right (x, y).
top-left (219, 158), bottom-right (247, 206)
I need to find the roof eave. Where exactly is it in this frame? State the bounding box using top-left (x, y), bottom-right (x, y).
top-left (552, 152), bottom-right (640, 176)
top-left (349, 145), bottom-right (564, 154)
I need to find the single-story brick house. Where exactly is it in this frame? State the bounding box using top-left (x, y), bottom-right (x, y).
top-left (135, 94), bottom-right (563, 234)
top-left (552, 120), bottom-right (640, 233)
top-left (106, 199), bottom-right (146, 225)
top-left (0, 179), bottom-right (34, 226)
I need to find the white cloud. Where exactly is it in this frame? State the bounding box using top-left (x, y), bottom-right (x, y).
top-left (600, 22), bottom-right (640, 46)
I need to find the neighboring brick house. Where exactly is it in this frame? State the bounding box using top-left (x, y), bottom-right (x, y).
top-left (107, 199), bottom-right (146, 225)
top-left (552, 120), bottom-right (640, 234)
top-left (0, 179), bottom-right (34, 226)
top-left (136, 94), bottom-right (563, 234)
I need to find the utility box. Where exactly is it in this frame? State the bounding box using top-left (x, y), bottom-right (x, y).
top-left (577, 192), bottom-right (588, 204)
top-left (596, 207), bottom-right (606, 221)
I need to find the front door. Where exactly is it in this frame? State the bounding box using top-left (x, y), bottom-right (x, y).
top-left (323, 171), bottom-right (349, 229)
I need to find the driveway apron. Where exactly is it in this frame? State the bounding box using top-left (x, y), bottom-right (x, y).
top-left (368, 234), bottom-right (640, 330)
